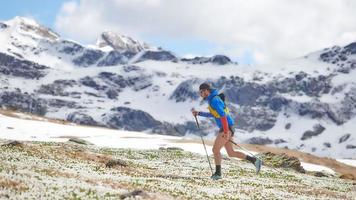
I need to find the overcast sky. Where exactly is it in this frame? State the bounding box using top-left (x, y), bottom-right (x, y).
top-left (1, 0), bottom-right (356, 64)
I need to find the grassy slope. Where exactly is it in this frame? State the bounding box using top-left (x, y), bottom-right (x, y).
top-left (0, 140), bottom-right (355, 200)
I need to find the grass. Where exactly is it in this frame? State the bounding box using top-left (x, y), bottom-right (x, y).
top-left (0, 140), bottom-right (355, 199)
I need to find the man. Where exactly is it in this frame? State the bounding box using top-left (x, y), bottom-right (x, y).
top-left (192, 83), bottom-right (262, 180)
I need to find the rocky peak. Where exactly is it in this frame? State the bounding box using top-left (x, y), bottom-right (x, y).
top-left (5, 16), bottom-right (59, 41)
top-left (96, 31), bottom-right (152, 53)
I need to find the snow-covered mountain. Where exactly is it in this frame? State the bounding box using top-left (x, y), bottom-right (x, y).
top-left (96, 31), bottom-right (153, 53)
top-left (0, 16), bottom-right (355, 159)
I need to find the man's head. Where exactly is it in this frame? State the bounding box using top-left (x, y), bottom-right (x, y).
top-left (199, 83), bottom-right (211, 99)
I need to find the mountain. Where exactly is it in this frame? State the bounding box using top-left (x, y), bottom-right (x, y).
top-left (96, 31), bottom-right (152, 53)
top-left (0, 16), bottom-right (355, 159)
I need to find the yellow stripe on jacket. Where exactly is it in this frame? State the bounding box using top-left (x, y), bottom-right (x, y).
top-left (208, 105), bottom-right (230, 118)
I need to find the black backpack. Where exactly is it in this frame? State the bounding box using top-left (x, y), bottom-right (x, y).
top-left (209, 93), bottom-right (226, 108)
top-left (217, 93), bottom-right (225, 102)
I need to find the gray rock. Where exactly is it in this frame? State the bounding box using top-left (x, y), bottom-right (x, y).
top-left (181, 54), bottom-right (232, 65)
top-left (0, 52), bottom-right (47, 79)
top-left (301, 124), bottom-right (325, 140)
top-left (103, 107), bottom-right (161, 131)
top-left (119, 189), bottom-right (149, 199)
top-left (37, 80), bottom-right (77, 96)
top-left (136, 50), bottom-right (177, 62)
top-left (346, 145), bottom-right (356, 149)
top-left (80, 76), bottom-right (107, 90)
top-left (245, 137), bottom-right (273, 145)
top-left (323, 143), bottom-right (331, 148)
top-left (169, 79), bottom-right (200, 102)
top-left (339, 134), bottom-right (351, 143)
top-left (0, 91), bottom-right (47, 115)
top-left (1, 140), bottom-right (23, 147)
top-left (97, 51), bottom-right (132, 66)
top-left (0, 22), bottom-right (8, 29)
top-left (68, 138), bottom-right (93, 145)
top-left (105, 159), bottom-right (128, 168)
top-left (58, 40), bottom-right (84, 55)
top-left (67, 112), bottom-right (99, 126)
top-left (73, 49), bottom-right (104, 67)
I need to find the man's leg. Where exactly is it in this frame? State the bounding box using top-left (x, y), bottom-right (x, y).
top-left (211, 132), bottom-right (229, 179)
top-left (224, 141), bottom-right (247, 159)
top-left (225, 139), bottom-right (262, 174)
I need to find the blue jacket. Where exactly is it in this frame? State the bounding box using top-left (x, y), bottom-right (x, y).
top-left (198, 89), bottom-right (234, 128)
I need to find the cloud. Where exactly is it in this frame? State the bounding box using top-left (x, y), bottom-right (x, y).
top-left (55, 0), bottom-right (356, 64)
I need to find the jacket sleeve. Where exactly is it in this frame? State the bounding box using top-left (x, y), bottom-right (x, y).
top-left (198, 111), bottom-right (214, 118)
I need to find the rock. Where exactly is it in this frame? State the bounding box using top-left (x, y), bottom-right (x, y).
top-left (98, 72), bottom-right (127, 89)
top-left (346, 145), bottom-right (356, 149)
top-left (103, 107), bottom-right (161, 131)
top-left (73, 49), bottom-right (104, 67)
top-left (339, 134), bottom-right (351, 143)
top-left (323, 143), bottom-right (331, 148)
top-left (268, 97), bottom-right (289, 111)
top-left (0, 22), bottom-right (8, 29)
top-left (97, 51), bottom-right (131, 66)
top-left (237, 106), bottom-right (277, 132)
top-left (285, 123), bottom-right (291, 130)
top-left (274, 139), bottom-right (287, 144)
top-left (105, 159), bottom-right (128, 168)
top-left (122, 65), bottom-right (142, 73)
top-left (169, 79), bottom-right (200, 102)
top-left (260, 152), bottom-right (305, 173)
top-left (0, 91), bottom-right (47, 115)
top-left (1, 140), bottom-right (23, 148)
top-left (68, 138), bottom-right (93, 145)
top-left (0, 52), bottom-right (48, 79)
top-left (97, 31), bottom-right (150, 53)
top-left (245, 137), bottom-right (273, 145)
top-left (313, 171), bottom-right (329, 177)
top-left (119, 189), bottom-right (149, 199)
top-left (167, 147), bottom-right (184, 151)
top-left (301, 124), bottom-right (325, 140)
top-left (343, 42), bottom-right (356, 55)
top-left (136, 50), bottom-right (177, 62)
top-left (105, 89), bottom-right (118, 99)
top-left (211, 55), bottom-right (232, 65)
top-left (58, 40), bottom-right (84, 55)
top-left (181, 54), bottom-right (232, 65)
top-left (126, 75), bottom-right (152, 91)
top-left (37, 80), bottom-right (77, 96)
top-left (80, 76), bottom-right (107, 90)
top-left (44, 99), bottom-right (82, 109)
top-left (295, 71), bottom-right (307, 81)
top-left (339, 173), bottom-right (356, 180)
top-left (67, 112), bottom-right (99, 126)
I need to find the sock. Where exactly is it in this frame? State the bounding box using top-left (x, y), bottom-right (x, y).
top-left (215, 165), bottom-right (221, 176)
top-left (246, 155), bottom-right (256, 164)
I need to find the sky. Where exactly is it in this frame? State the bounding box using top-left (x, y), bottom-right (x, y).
top-left (1, 0), bottom-right (356, 65)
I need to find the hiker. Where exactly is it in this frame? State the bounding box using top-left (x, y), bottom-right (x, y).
top-left (192, 83), bottom-right (262, 180)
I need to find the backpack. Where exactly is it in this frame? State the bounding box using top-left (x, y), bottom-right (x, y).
top-left (209, 93), bottom-right (226, 107)
top-left (217, 93), bottom-right (225, 103)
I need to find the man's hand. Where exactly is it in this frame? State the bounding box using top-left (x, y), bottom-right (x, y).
top-left (191, 108), bottom-right (199, 116)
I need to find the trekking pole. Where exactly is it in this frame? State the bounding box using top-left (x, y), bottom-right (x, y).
top-left (228, 139), bottom-right (283, 174)
top-left (228, 139), bottom-right (259, 159)
top-left (193, 114), bottom-right (214, 175)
